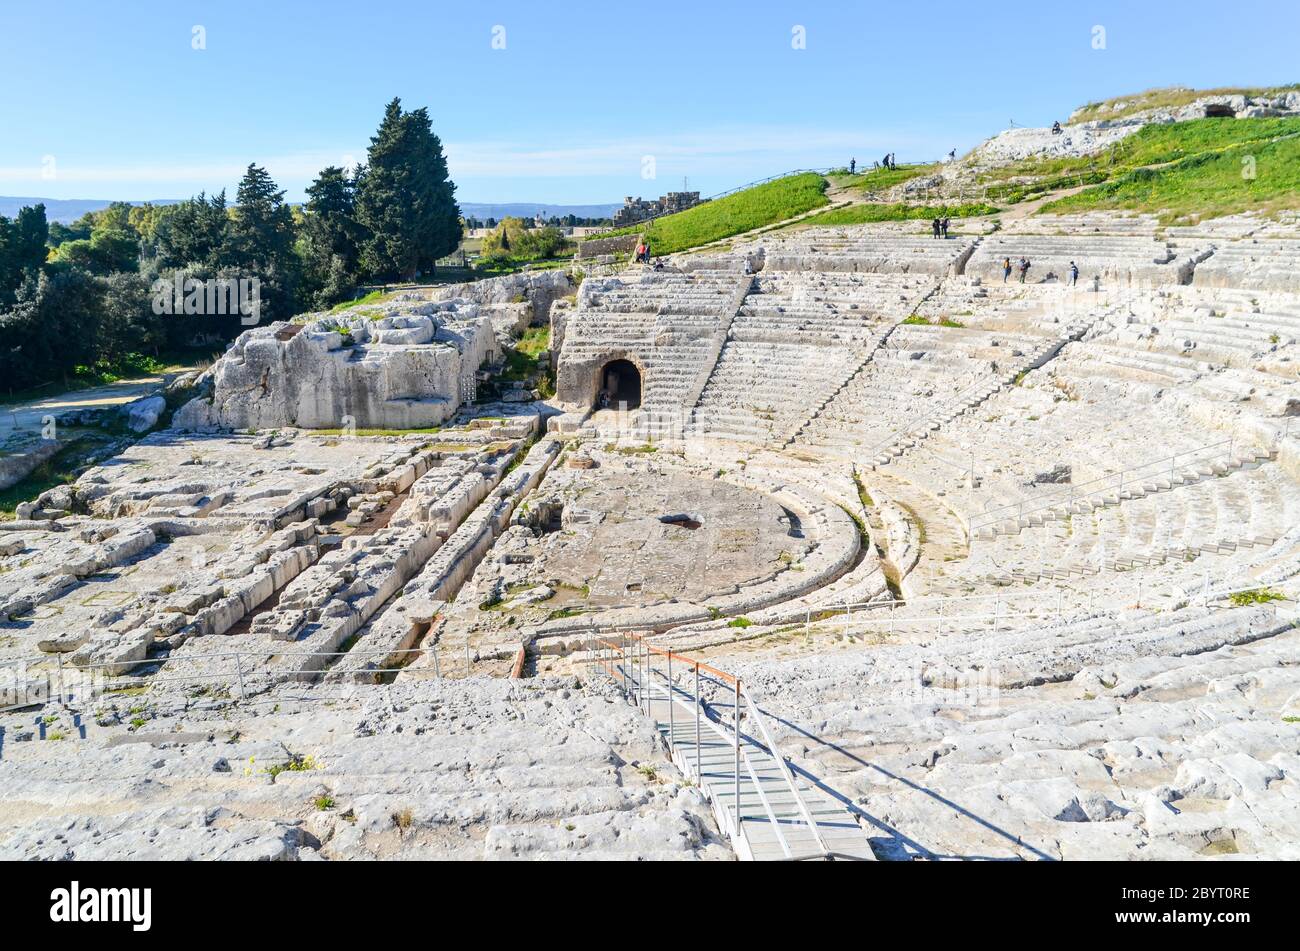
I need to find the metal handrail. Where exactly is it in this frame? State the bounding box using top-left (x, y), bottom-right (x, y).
top-left (590, 632), bottom-right (836, 859)
top-left (585, 162), bottom-right (946, 238)
top-left (585, 168), bottom-right (838, 237)
top-left (740, 685), bottom-right (830, 855)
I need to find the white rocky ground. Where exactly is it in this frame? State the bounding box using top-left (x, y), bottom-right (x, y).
top-left (6, 198), bottom-right (1300, 860)
top-left (0, 678), bottom-right (730, 860)
top-left (711, 617), bottom-right (1300, 861)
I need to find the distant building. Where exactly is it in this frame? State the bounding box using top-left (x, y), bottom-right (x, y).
top-left (612, 191), bottom-right (704, 227)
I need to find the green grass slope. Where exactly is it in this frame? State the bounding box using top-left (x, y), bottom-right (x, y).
top-left (1039, 118), bottom-right (1300, 222)
top-left (585, 172), bottom-right (830, 254)
top-left (982, 117), bottom-right (1300, 206)
top-left (828, 163), bottom-right (939, 194)
top-left (798, 201), bottom-right (998, 228)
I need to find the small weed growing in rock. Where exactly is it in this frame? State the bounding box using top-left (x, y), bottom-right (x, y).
top-left (1230, 588), bottom-right (1286, 606)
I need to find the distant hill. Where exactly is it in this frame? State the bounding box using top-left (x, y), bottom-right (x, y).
top-left (0, 196), bottom-right (183, 223)
top-left (1, 197), bottom-right (619, 225)
top-left (459, 202), bottom-right (619, 221)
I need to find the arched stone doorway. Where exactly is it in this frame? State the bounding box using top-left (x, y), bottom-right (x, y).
top-left (597, 359), bottom-right (642, 409)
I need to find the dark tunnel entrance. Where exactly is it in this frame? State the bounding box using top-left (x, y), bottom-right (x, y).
top-left (597, 359), bottom-right (642, 410)
top-left (1204, 103), bottom-right (1236, 118)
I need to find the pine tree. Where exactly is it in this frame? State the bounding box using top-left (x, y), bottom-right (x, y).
top-left (302, 165), bottom-right (365, 307)
top-left (230, 164), bottom-right (295, 271)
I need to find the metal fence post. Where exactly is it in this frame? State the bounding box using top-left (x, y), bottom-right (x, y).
top-left (235, 653), bottom-right (247, 701)
top-left (694, 663), bottom-right (701, 779)
top-left (667, 650), bottom-right (674, 746)
top-left (734, 678), bottom-right (741, 834)
top-left (644, 640), bottom-right (651, 714)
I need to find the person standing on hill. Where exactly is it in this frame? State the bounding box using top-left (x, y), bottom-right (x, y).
top-left (850, 157), bottom-right (856, 174)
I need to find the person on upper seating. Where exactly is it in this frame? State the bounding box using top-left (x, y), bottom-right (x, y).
top-left (941, 217), bottom-right (950, 238)
top-left (1002, 256), bottom-right (1013, 283)
top-left (1052, 120), bottom-right (1062, 135)
top-left (1018, 257), bottom-right (1031, 283)
top-left (643, 239), bottom-right (652, 263)
top-left (1069, 261), bottom-right (1079, 286)
top-left (932, 218), bottom-right (942, 239)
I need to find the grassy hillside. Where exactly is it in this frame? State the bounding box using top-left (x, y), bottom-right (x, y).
top-left (828, 163), bottom-right (939, 194)
top-left (797, 201), bottom-right (998, 228)
top-left (978, 116), bottom-right (1300, 220)
top-left (1041, 130), bottom-right (1300, 222)
top-left (1072, 85), bottom-right (1299, 123)
top-left (585, 172), bottom-right (830, 254)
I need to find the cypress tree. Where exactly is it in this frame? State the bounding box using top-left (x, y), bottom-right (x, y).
top-left (356, 98), bottom-right (461, 281)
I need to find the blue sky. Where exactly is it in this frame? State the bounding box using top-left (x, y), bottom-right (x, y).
top-left (0, 1), bottom-right (1295, 205)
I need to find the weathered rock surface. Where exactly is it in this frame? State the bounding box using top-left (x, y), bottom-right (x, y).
top-left (0, 679), bottom-right (731, 861)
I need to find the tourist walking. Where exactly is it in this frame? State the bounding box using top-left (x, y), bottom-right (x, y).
top-left (634, 241), bottom-right (645, 264)
top-left (941, 217), bottom-right (950, 238)
top-left (932, 218), bottom-right (941, 239)
top-left (1002, 257), bottom-right (1012, 283)
top-left (643, 239), bottom-right (652, 264)
top-left (1018, 257), bottom-right (1031, 283)
top-left (1069, 261), bottom-right (1079, 286)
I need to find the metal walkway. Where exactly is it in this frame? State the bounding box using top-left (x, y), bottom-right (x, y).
top-left (589, 635), bottom-right (874, 861)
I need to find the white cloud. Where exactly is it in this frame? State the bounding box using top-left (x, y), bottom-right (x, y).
top-left (445, 125), bottom-right (946, 178)
top-left (0, 124), bottom-right (956, 198)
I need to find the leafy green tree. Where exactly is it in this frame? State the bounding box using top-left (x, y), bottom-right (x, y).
top-left (54, 227), bottom-right (139, 275)
top-left (99, 271), bottom-right (165, 362)
top-left (356, 98), bottom-right (460, 280)
top-left (154, 191), bottom-right (231, 269)
top-left (0, 267), bottom-right (104, 389)
top-left (480, 218), bottom-right (565, 262)
top-left (0, 204), bottom-right (50, 306)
